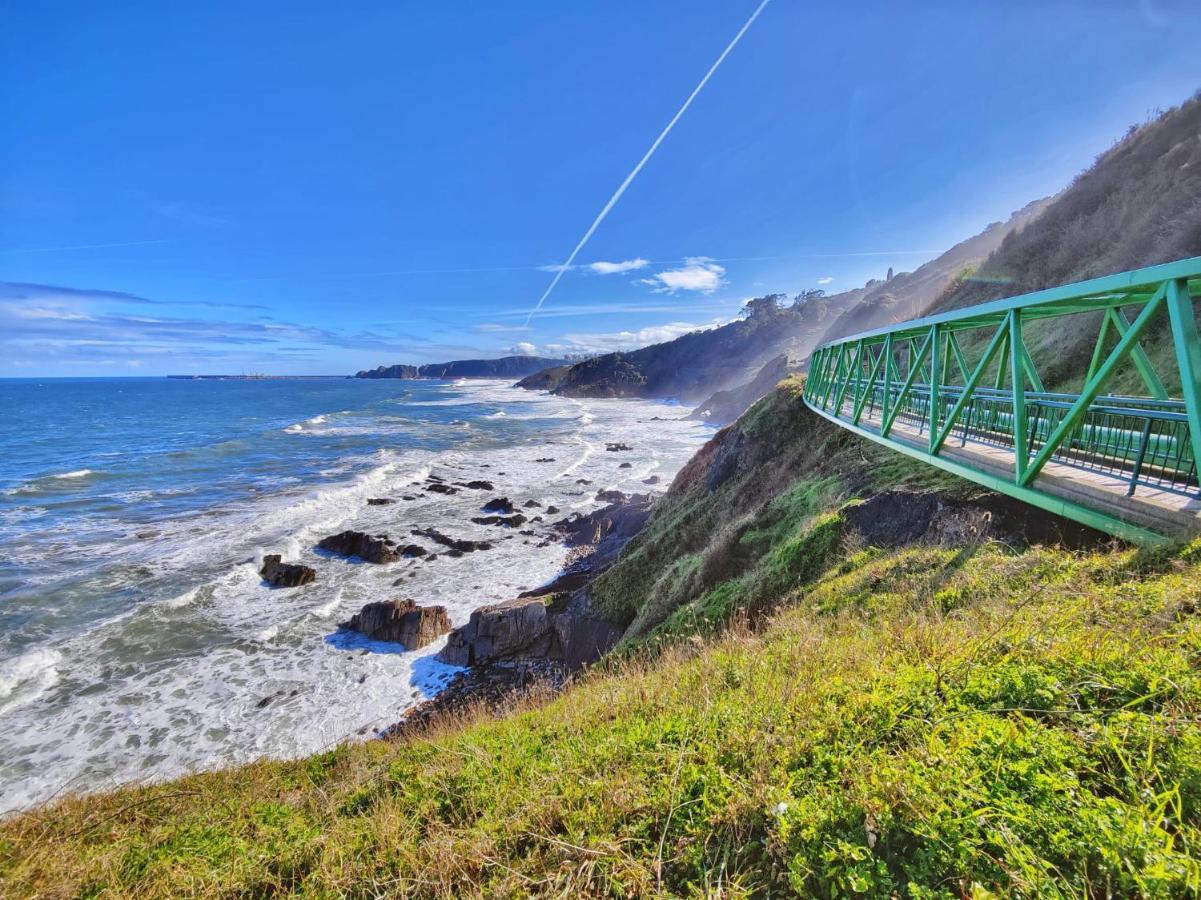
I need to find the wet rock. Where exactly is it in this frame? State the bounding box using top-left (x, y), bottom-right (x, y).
top-left (619, 462), bottom-right (632, 469)
top-left (426, 483), bottom-right (458, 495)
top-left (439, 597), bottom-right (551, 666)
top-left (260, 554), bottom-right (317, 587)
top-left (546, 505), bottom-right (560, 515)
top-left (399, 544), bottom-right (428, 557)
top-left (412, 528), bottom-right (493, 553)
top-left (317, 530), bottom-right (402, 564)
top-left (606, 443), bottom-right (632, 452)
top-left (343, 599), bottom-right (451, 649)
top-left (642, 475), bottom-right (661, 485)
top-left (402, 495), bottom-right (418, 501)
top-left (595, 489), bottom-right (627, 503)
top-left (471, 514), bottom-right (528, 528)
top-left (523, 499), bottom-right (543, 508)
top-left (460, 480), bottom-right (494, 491)
top-left (482, 497), bottom-right (515, 513)
top-left (575, 478), bottom-right (592, 485)
top-left (534, 457), bottom-right (556, 463)
top-left (366, 497), bottom-right (395, 506)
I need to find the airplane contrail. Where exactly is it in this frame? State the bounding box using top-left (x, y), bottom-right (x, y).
top-left (0, 239), bottom-right (169, 255)
top-left (524, 0), bottom-right (772, 325)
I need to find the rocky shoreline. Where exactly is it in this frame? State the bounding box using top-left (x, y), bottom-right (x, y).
top-left (257, 459), bottom-right (658, 740)
top-left (384, 493), bottom-right (654, 739)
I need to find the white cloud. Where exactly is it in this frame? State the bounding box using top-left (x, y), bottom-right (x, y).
top-left (817, 276), bottom-right (834, 285)
top-left (537, 263), bottom-right (574, 273)
top-left (640, 257), bottom-right (726, 294)
top-left (548, 321), bottom-right (722, 355)
top-left (588, 258), bottom-right (649, 275)
top-left (508, 341), bottom-right (539, 356)
top-left (473, 322), bottom-right (530, 333)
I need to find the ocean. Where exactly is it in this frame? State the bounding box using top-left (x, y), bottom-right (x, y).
top-left (0, 376), bottom-right (712, 813)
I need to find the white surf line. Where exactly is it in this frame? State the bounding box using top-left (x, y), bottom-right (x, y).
top-left (524, 0), bottom-right (772, 326)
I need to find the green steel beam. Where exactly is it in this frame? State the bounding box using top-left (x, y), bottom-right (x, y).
top-left (880, 332), bottom-right (933, 437)
top-left (1009, 310), bottom-right (1028, 482)
top-left (929, 324), bottom-right (941, 451)
top-left (1167, 277), bottom-right (1201, 478)
top-left (1107, 308), bottom-right (1169, 400)
top-left (1019, 286), bottom-right (1167, 487)
top-left (931, 319), bottom-right (1009, 455)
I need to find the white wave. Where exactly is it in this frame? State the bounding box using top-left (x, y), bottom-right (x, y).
top-left (0, 649), bottom-right (62, 716)
top-left (54, 469), bottom-right (93, 479)
top-left (283, 413), bottom-right (329, 433)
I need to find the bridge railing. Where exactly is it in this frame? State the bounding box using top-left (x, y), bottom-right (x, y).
top-left (803, 256), bottom-right (1201, 541)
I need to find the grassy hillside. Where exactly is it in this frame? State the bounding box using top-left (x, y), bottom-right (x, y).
top-left (5, 382), bottom-right (1199, 897)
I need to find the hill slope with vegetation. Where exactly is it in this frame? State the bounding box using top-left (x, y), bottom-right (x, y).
top-left (519, 199), bottom-right (1046, 406)
top-left (4, 379), bottom-right (1200, 896)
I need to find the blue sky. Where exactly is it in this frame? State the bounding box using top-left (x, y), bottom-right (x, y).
top-left (2, 1), bottom-right (1200, 376)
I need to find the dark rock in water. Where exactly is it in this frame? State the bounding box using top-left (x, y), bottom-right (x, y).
top-left (606, 443), bottom-right (632, 452)
top-left (534, 457), bottom-right (556, 463)
top-left (619, 462), bottom-right (632, 469)
top-left (402, 495), bottom-right (418, 501)
top-left (427, 474), bottom-right (445, 482)
top-left (546, 505), bottom-right (560, 515)
top-left (439, 597), bottom-right (551, 666)
top-left (459, 480), bottom-right (494, 491)
top-left (642, 475), bottom-right (661, 485)
top-left (260, 554), bottom-right (317, 587)
top-left (342, 599), bottom-right (451, 649)
top-left (366, 497), bottom-right (395, 506)
top-left (471, 514), bottom-right (528, 528)
top-left (595, 489), bottom-right (627, 503)
top-left (135, 530), bottom-right (158, 540)
top-left (575, 478), bottom-right (592, 485)
top-left (523, 499), bottom-right (543, 508)
top-left (412, 528), bottom-right (493, 553)
top-left (426, 483), bottom-right (458, 495)
top-left (482, 497), bottom-right (515, 513)
top-left (399, 544), bottom-right (428, 557)
top-left (317, 530), bottom-right (402, 564)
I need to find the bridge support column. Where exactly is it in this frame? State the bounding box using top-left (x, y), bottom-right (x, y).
top-left (1167, 278), bottom-right (1201, 488)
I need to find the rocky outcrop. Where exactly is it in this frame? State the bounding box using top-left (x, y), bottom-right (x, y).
top-left (482, 497), bottom-right (515, 513)
top-left (426, 483), bottom-right (458, 495)
top-left (317, 530), bottom-right (403, 563)
top-left (259, 554), bottom-right (316, 587)
top-left (842, 489), bottom-right (1105, 549)
top-left (471, 514), bottom-right (527, 528)
top-left (460, 480), bottom-right (494, 491)
top-left (342, 599), bottom-right (451, 649)
top-left (440, 597), bottom-right (551, 666)
top-left (412, 528), bottom-right (492, 553)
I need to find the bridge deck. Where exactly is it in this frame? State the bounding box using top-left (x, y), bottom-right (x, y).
top-left (848, 404), bottom-right (1201, 539)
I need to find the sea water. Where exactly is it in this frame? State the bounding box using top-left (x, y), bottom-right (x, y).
top-left (0, 376), bottom-right (711, 813)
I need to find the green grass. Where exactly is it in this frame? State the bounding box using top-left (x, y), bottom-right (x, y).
top-left (4, 538), bottom-right (1201, 897)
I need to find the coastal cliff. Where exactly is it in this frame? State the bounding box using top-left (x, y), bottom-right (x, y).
top-left (356, 355), bottom-right (569, 379)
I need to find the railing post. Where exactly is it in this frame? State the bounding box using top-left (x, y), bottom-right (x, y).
top-left (928, 324), bottom-right (940, 452)
top-left (1009, 310), bottom-right (1028, 482)
top-left (1166, 277), bottom-right (1201, 490)
top-left (881, 332), bottom-right (893, 428)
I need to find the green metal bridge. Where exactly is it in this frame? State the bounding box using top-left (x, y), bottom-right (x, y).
top-left (803, 257), bottom-right (1201, 546)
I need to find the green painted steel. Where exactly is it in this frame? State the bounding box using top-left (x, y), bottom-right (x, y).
top-left (803, 257), bottom-right (1201, 545)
